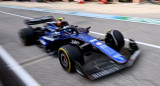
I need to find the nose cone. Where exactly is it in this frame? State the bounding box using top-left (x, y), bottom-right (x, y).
top-left (112, 54), bottom-right (127, 63)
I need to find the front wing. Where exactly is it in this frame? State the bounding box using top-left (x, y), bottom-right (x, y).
top-left (75, 39), bottom-right (141, 80)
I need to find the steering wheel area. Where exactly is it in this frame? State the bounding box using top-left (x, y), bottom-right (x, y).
top-left (56, 26), bottom-right (79, 35)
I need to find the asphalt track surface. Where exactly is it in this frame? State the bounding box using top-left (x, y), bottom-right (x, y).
top-left (0, 7), bottom-right (160, 86)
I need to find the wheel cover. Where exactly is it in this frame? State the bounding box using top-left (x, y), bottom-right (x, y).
top-left (60, 53), bottom-right (69, 68)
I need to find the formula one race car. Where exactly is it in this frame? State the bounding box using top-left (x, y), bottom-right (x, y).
top-left (19, 16), bottom-right (141, 80)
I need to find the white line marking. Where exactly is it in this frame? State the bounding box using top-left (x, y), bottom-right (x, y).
top-left (0, 11), bottom-right (32, 19)
top-left (0, 10), bottom-right (160, 49)
top-left (20, 53), bottom-right (48, 65)
top-left (90, 31), bottom-right (160, 49)
top-left (0, 46), bottom-right (41, 86)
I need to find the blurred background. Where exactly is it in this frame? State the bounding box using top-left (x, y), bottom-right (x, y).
top-left (0, 1), bottom-right (160, 86)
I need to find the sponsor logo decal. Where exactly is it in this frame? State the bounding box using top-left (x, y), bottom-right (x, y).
top-left (43, 36), bottom-right (54, 41)
top-left (113, 54), bottom-right (124, 60)
top-left (90, 39), bottom-right (97, 42)
top-left (30, 16), bottom-right (52, 21)
top-left (71, 40), bottom-right (80, 44)
top-left (92, 67), bottom-right (119, 79)
top-left (39, 39), bottom-right (46, 45)
top-left (96, 42), bottom-right (102, 45)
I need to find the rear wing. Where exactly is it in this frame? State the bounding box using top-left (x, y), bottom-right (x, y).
top-left (25, 16), bottom-right (55, 25)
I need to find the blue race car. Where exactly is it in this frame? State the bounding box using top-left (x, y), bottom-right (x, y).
top-left (19, 16), bottom-right (141, 80)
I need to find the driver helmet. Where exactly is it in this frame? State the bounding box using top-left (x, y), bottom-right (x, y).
top-left (63, 26), bottom-right (72, 33)
top-left (56, 21), bottom-right (69, 28)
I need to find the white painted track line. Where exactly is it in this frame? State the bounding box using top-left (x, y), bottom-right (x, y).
top-left (0, 10), bottom-right (160, 49)
top-left (0, 46), bottom-right (41, 86)
top-left (90, 31), bottom-right (160, 49)
top-left (0, 11), bottom-right (32, 19)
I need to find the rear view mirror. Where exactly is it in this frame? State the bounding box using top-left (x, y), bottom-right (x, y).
top-left (86, 26), bottom-right (91, 30)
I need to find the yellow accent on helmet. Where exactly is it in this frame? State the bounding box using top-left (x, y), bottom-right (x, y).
top-left (56, 17), bottom-right (64, 21)
top-left (108, 29), bottom-right (112, 31)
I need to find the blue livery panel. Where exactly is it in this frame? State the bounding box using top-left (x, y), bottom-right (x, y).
top-left (72, 33), bottom-right (127, 63)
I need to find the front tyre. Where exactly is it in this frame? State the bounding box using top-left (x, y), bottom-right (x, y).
top-left (58, 44), bottom-right (84, 72)
top-left (105, 30), bottom-right (125, 51)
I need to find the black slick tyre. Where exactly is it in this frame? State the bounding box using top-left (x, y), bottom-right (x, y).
top-left (19, 28), bottom-right (35, 46)
top-left (105, 30), bottom-right (124, 51)
top-left (58, 44), bottom-right (84, 73)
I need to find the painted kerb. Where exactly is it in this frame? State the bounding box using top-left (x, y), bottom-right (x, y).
top-left (0, 5), bottom-right (160, 25)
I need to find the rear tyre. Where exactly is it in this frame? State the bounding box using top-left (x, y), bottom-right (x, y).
top-left (105, 30), bottom-right (124, 51)
top-left (19, 28), bottom-right (35, 46)
top-left (58, 44), bottom-right (84, 73)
